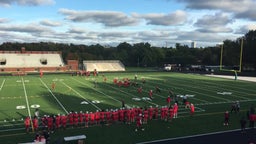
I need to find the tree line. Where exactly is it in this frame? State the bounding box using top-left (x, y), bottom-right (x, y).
top-left (0, 30), bottom-right (255, 71)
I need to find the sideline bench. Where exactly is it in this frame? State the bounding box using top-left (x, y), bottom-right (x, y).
top-left (64, 135), bottom-right (86, 143)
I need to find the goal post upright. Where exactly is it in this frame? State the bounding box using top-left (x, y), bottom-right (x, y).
top-left (219, 38), bottom-right (244, 73)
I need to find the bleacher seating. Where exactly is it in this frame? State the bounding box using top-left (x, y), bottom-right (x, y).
top-left (0, 53), bottom-right (64, 68)
top-left (83, 60), bottom-right (125, 72)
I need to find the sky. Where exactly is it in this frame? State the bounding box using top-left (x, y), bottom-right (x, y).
top-left (0, 0), bottom-right (256, 48)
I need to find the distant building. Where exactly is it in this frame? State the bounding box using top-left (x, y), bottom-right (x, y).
top-left (191, 41), bottom-right (196, 48)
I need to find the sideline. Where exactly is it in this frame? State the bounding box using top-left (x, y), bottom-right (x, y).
top-left (136, 128), bottom-right (242, 144)
top-left (205, 74), bottom-right (256, 82)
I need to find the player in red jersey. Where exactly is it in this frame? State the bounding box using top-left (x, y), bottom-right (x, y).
top-left (112, 110), bottom-right (119, 123)
top-left (24, 116), bottom-right (30, 133)
top-left (73, 112), bottom-right (79, 127)
top-left (143, 108), bottom-right (149, 124)
top-left (39, 70), bottom-right (43, 78)
top-left (154, 106), bottom-right (159, 119)
top-left (119, 108), bottom-right (125, 123)
top-left (90, 112), bottom-right (95, 125)
top-left (130, 108), bottom-right (136, 123)
top-left (100, 110), bottom-right (105, 125)
top-left (169, 107), bottom-right (174, 122)
top-left (84, 111), bottom-right (89, 127)
top-left (173, 103), bottom-right (178, 118)
top-left (105, 109), bottom-right (112, 125)
top-left (148, 90), bottom-right (153, 99)
top-left (55, 114), bottom-right (61, 130)
top-left (125, 108), bottom-right (131, 124)
top-left (95, 110), bottom-right (100, 125)
top-left (135, 114), bottom-right (144, 132)
top-left (68, 112), bottom-right (74, 128)
top-left (113, 78), bottom-right (118, 84)
top-left (148, 106), bottom-right (154, 120)
top-left (118, 81), bottom-right (123, 87)
top-left (47, 116), bottom-right (53, 132)
top-left (137, 87), bottom-right (143, 94)
top-left (79, 111), bottom-right (84, 127)
top-left (166, 96), bottom-right (171, 108)
top-left (223, 111), bottom-right (229, 126)
top-left (61, 114), bottom-right (67, 130)
top-left (51, 82), bottom-right (56, 91)
top-left (103, 76), bottom-right (107, 83)
top-left (190, 103), bottom-right (195, 116)
top-left (41, 115), bottom-right (47, 130)
top-left (185, 101), bottom-right (190, 109)
top-left (32, 116), bottom-right (39, 132)
top-left (93, 69), bottom-right (98, 76)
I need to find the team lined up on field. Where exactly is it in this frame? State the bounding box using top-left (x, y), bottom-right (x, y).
top-left (26, 71), bottom-right (195, 133)
top-left (25, 101), bottom-right (195, 133)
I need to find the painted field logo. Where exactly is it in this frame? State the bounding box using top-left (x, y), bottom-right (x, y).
top-left (16, 105), bottom-right (26, 109)
top-left (142, 97), bottom-right (152, 101)
top-left (177, 94), bottom-right (195, 98)
top-left (31, 104), bottom-right (40, 108)
top-left (92, 100), bottom-right (100, 104)
top-left (132, 98), bottom-right (141, 101)
top-left (81, 101), bottom-right (89, 104)
top-left (217, 92), bottom-right (232, 95)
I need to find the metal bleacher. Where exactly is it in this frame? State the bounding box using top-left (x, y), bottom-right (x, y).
top-left (83, 60), bottom-right (125, 72)
top-left (0, 53), bottom-right (65, 68)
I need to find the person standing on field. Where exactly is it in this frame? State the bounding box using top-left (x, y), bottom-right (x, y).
top-left (223, 111), bottom-right (229, 126)
top-left (166, 96), bottom-right (171, 108)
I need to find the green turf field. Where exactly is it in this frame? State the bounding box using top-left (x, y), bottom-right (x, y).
top-left (0, 72), bottom-right (256, 144)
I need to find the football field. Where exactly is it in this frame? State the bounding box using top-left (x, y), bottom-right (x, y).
top-left (0, 72), bottom-right (256, 143)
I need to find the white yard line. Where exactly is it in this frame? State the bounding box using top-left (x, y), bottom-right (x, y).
top-left (101, 81), bottom-right (159, 106)
top-left (61, 81), bottom-right (101, 110)
top-left (0, 79), bottom-right (5, 91)
top-left (146, 76), bottom-right (230, 102)
top-left (21, 78), bottom-right (32, 124)
top-left (39, 78), bottom-right (69, 114)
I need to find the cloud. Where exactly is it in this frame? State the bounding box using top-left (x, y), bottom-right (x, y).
top-left (235, 24), bottom-right (256, 34)
top-left (133, 10), bottom-right (187, 26)
top-left (178, 0), bottom-right (256, 21)
top-left (0, 23), bottom-right (53, 34)
top-left (68, 28), bottom-right (87, 34)
top-left (0, 18), bottom-right (10, 23)
top-left (235, 9), bottom-right (256, 21)
top-left (0, 0), bottom-right (55, 7)
top-left (39, 19), bottom-right (62, 27)
top-left (58, 8), bottom-right (138, 27)
top-left (194, 12), bottom-right (233, 33)
top-left (175, 30), bottom-right (233, 45)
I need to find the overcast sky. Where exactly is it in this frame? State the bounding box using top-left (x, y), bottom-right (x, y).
top-left (0, 0), bottom-right (255, 47)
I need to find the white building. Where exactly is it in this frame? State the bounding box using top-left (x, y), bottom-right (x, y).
top-left (191, 41), bottom-right (196, 48)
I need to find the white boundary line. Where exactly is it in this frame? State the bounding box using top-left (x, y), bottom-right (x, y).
top-left (39, 78), bottom-right (69, 114)
top-left (0, 79), bottom-right (5, 91)
top-left (136, 128), bottom-right (243, 144)
top-left (61, 81), bottom-right (101, 110)
top-left (21, 78), bottom-right (32, 120)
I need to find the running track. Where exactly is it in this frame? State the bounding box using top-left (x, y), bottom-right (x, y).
top-left (137, 128), bottom-right (256, 144)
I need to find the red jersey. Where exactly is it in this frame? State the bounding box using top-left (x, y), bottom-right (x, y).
top-left (32, 118), bottom-right (38, 129)
top-left (166, 97), bottom-right (171, 103)
top-left (61, 115), bottom-right (67, 127)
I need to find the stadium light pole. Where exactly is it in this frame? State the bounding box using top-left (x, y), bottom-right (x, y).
top-left (219, 42), bottom-right (224, 71)
top-left (238, 38), bottom-right (244, 73)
